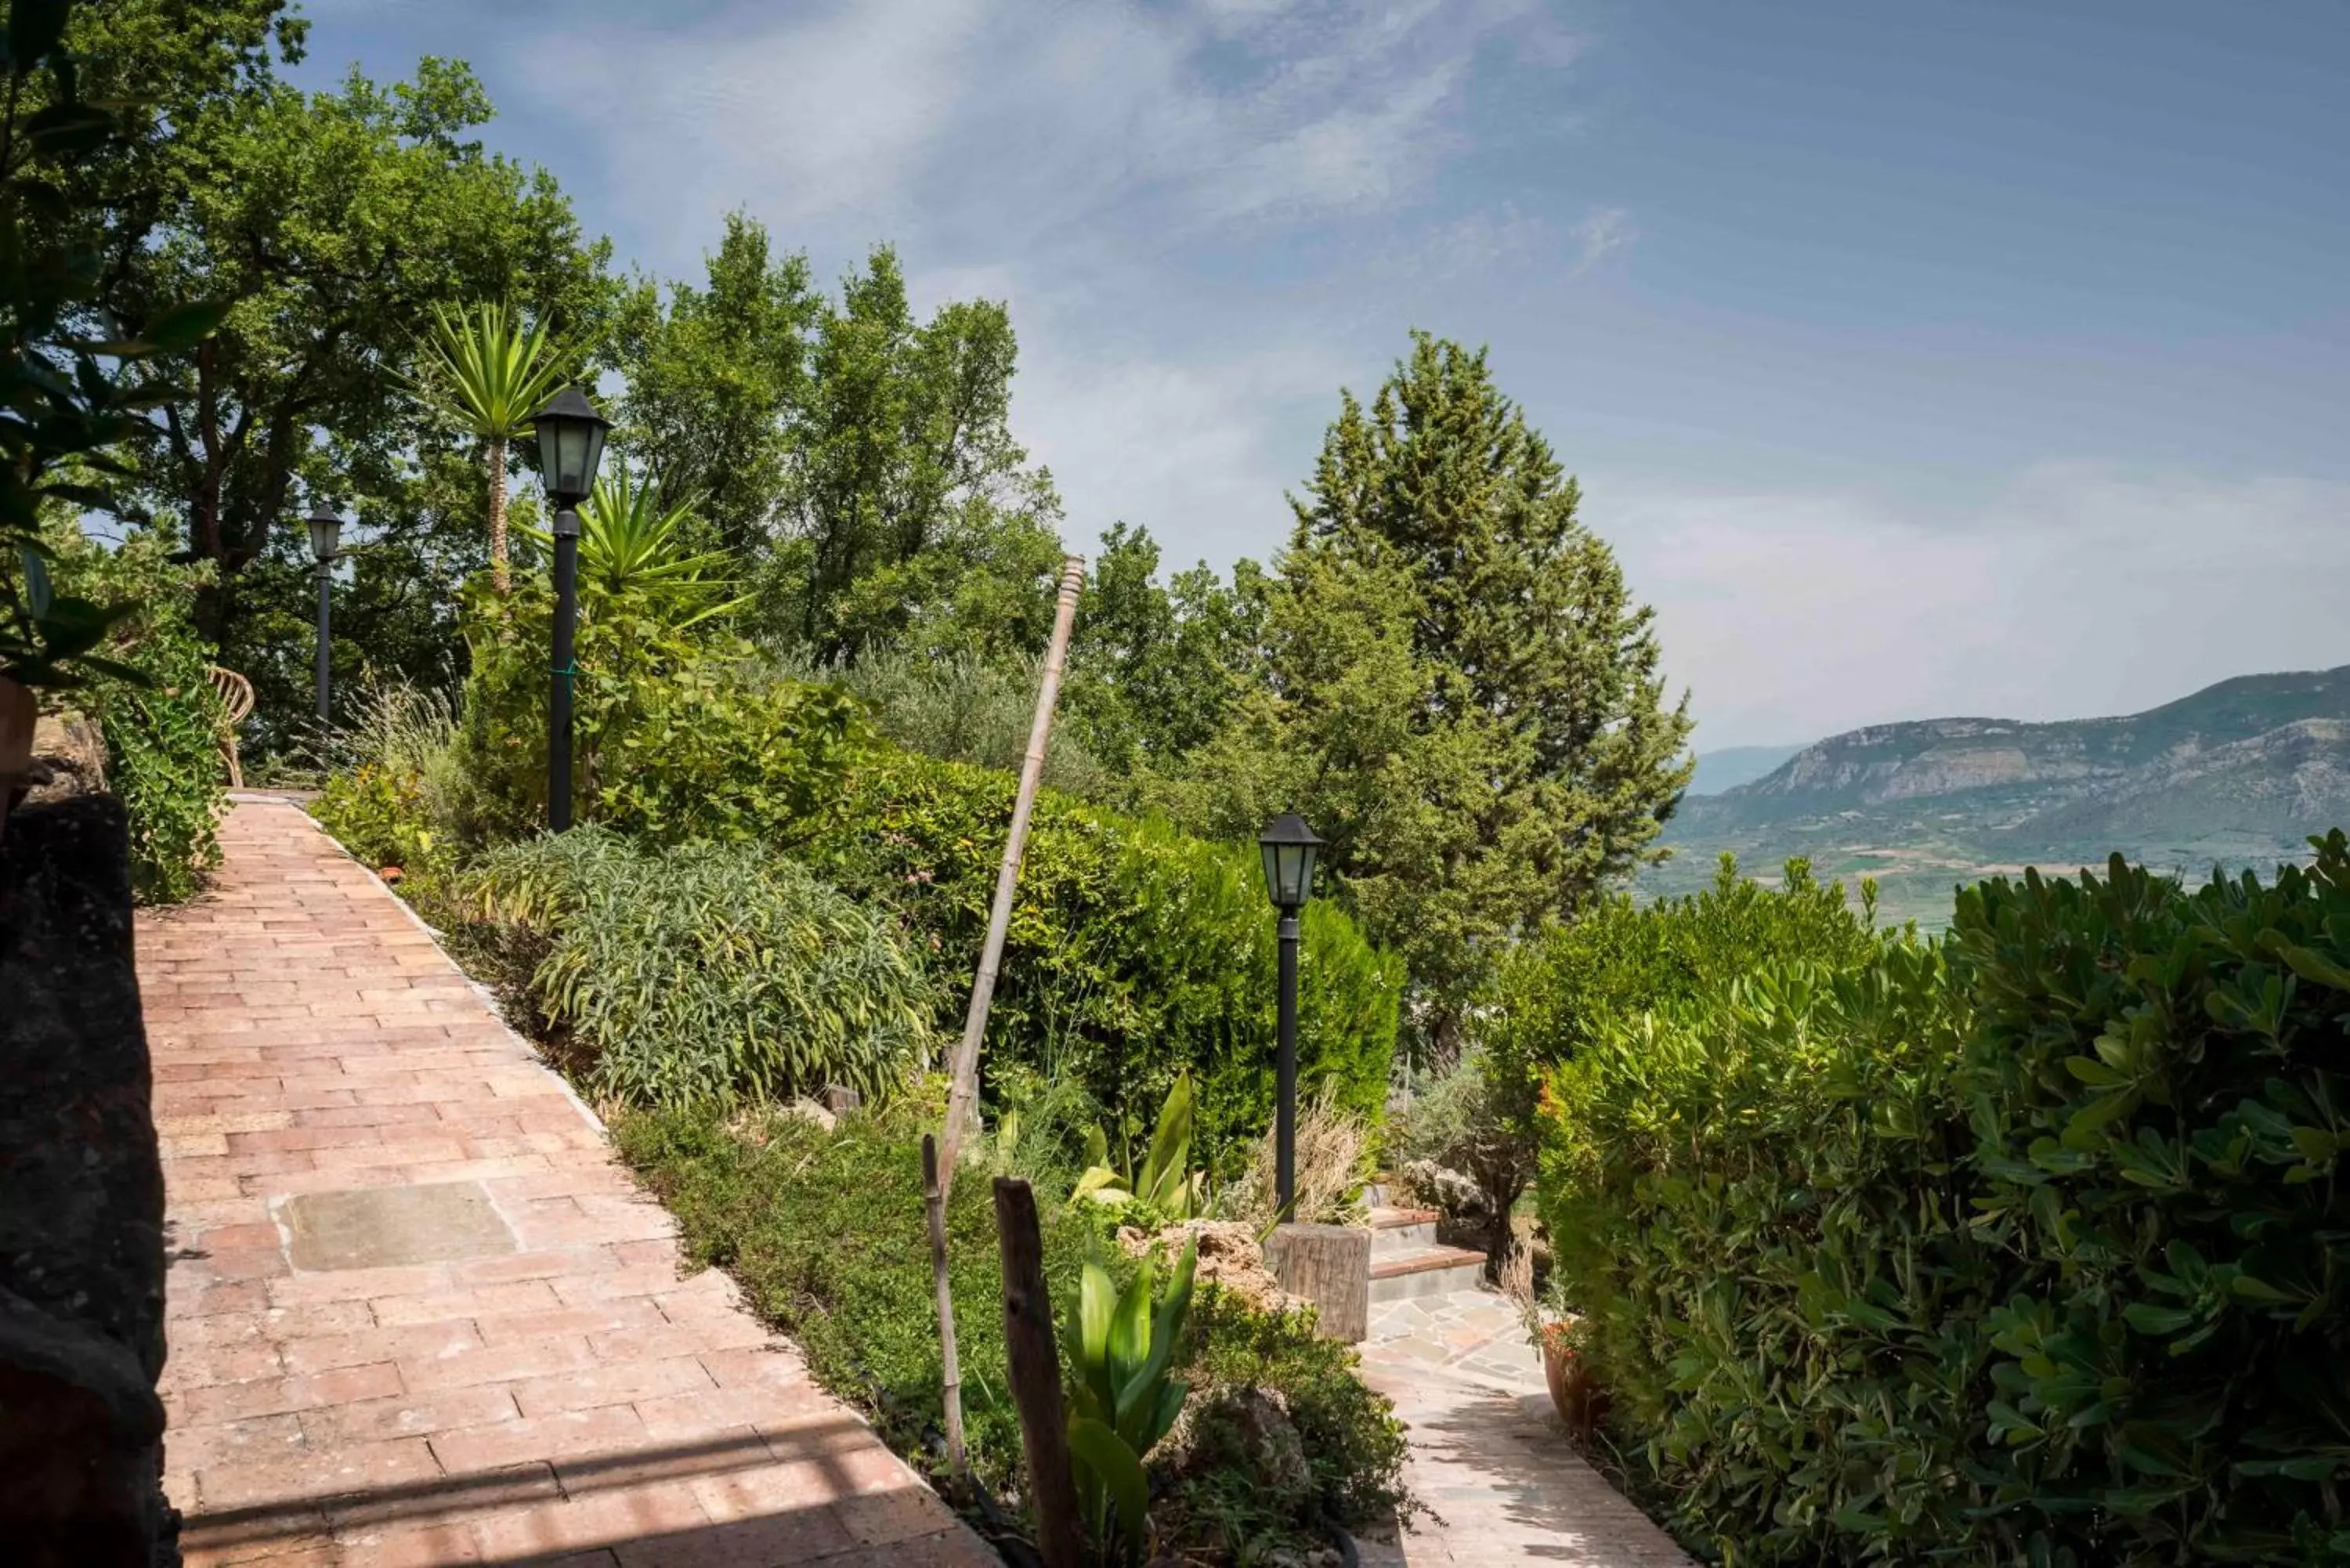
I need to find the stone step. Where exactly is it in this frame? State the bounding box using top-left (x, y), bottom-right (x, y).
top-left (1366, 1205), bottom-right (1440, 1258)
top-left (1368, 1244), bottom-right (1488, 1303)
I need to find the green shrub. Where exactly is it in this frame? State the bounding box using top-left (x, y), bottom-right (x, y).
top-left (1173, 1286), bottom-right (1412, 1534)
top-left (1539, 843), bottom-right (2350, 1565)
top-left (450, 572), bottom-right (862, 845)
top-left (465, 829), bottom-right (939, 1106)
top-left (614, 1099), bottom-right (1411, 1559)
top-left (310, 681), bottom-right (464, 880)
top-left (1386, 1046), bottom-right (1529, 1230)
top-left (1490, 854), bottom-right (1881, 1074)
top-left (812, 746), bottom-right (1403, 1174)
top-left (1540, 946), bottom-right (1969, 1563)
top-left (1470, 858), bottom-right (1880, 1241)
top-left (43, 527), bottom-right (224, 902)
top-left (765, 641), bottom-right (1116, 801)
top-left (1947, 847), bottom-right (2350, 1564)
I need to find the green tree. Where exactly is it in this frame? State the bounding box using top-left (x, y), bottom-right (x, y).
top-left (772, 246), bottom-right (1062, 662)
top-left (412, 301), bottom-right (580, 594)
top-left (103, 55), bottom-right (611, 691)
top-left (1179, 335), bottom-right (1693, 1048)
top-left (1066, 522), bottom-right (1264, 773)
top-left (607, 211), bottom-right (816, 558)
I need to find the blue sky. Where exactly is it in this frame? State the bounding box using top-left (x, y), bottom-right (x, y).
top-left (301, 0), bottom-right (2349, 748)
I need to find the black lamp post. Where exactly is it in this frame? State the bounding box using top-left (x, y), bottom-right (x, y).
top-left (306, 507), bottom-right (343, 726)
top-left (1257, 812), bottom-right (1325, 1216)
top-left (528, 387), bottom-right (609, 832)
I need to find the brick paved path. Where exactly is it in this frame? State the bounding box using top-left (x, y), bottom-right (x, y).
top-left (1357, 1289), bottom-right (1690, 1566)
top-left (144, 797), bottom-right (994, 1568)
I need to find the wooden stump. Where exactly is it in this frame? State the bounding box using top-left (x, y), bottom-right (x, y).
top-left (1264, 1223), bottom-right (1370, 1342)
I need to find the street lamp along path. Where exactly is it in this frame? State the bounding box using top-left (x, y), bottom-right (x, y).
top-left (528, 386), bottom-right (610, 832)
top-left (1257, 812), bottom-right (1325, 1215)
top-left (306, 506), bottom-right (344, 727)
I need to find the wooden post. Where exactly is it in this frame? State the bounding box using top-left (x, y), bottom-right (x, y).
top-left (938, 555), bottom-right (1086, 1191)
top-left (922, 1135), bottom-right (967, 1478)
top-left (993, 1177), bottom-right (1083, 1568)
top-left (1264, 1223), bottom-right (1372, 1342)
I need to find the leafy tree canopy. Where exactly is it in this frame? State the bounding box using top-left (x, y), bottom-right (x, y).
top-left (1067, 522), bottom-right (1265, 774)
top-left (608, 211), bottom-right (817, 560)
top-left (1168, 334), bottom-right (1694, 1042)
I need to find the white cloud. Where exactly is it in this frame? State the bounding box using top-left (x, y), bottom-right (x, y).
top-left (1010, 338), bottom-right (1350, 567)
top-left (1607, 466), bottom-right (2350, 748)
top-left (1570, 204), bottom-right (1636, 271)
top-left (511, 0), bottom-right (1556, 273)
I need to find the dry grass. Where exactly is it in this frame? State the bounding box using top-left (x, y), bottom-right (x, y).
top-left (1221, 1080), bottom-right (1372, 1227)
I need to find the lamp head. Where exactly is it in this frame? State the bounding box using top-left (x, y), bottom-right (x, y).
top-left (530, 385), bottom-right (610, 510)
top-left (1257, 813), bottom-right (1325, 912)
top-left (306, 507), bottom-right (343, 565)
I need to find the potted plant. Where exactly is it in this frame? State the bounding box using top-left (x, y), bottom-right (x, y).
top-left (1500, 1242), bottom-right (1609, 1440)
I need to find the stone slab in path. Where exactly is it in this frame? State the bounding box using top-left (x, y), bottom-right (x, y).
top-left (143, 797), bottom-right (993, 1567)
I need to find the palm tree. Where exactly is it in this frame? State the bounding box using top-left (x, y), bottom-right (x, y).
top-left (413, 302), bottom-right (575, 594)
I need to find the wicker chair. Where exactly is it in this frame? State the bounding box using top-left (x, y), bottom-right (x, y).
top-left (207, 666), bottom-right (255, 789)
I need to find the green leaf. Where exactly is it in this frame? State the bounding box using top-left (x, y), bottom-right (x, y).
top-left (136, 300), bottom-right (233, 356)
top-left (1067, 1415), bottom-right (1150, 1561)
top-left (19, 544), bottom-right (50, 616)
top-left (2065, 1056), bottom-right (2128, 1088)
top-left (2123, 1302), bottom-right (2196, 1335)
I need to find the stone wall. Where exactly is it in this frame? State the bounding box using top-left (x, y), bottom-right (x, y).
top-left (0, 795), bottom-right (175, 1566)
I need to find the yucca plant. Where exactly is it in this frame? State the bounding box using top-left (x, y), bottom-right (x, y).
top-left (521, 469), bottom-right (748, 630)
top-left (412, 301), bottom-right (577, 594)
top-left (1073, 1075), bottom-right (1204, 1219)
top-left (1065, 1237), bottom-right (1198, 1563)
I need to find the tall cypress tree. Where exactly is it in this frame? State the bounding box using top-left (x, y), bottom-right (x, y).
top-left (1192, 333), bottom-right (1693, 1047)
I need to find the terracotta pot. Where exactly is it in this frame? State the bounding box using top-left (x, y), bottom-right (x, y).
top-left (1542, 1328), bottom-right (1609, 1441)
top-left (0, 675), bottom-right (34, 840)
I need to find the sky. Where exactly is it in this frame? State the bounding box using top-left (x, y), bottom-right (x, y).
top-left (298, 0), bottom-right (2350, 749)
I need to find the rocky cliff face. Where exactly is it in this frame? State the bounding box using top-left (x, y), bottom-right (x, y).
top-left (1652, 666), bottom-right (2350, 929)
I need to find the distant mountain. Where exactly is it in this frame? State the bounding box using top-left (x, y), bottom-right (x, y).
top-left (1648, 667), bottom-right (2350, 927)
top-left (1687, 744), bottom-right (1805, 796)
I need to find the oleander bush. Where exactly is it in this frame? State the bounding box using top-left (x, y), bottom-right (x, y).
top-left (464, 827), bottom-right (939, 1106)
top-left (810, 746), bottom-right (1404, 1174)
top-left (1538, 842), bottom-right (2350, 1566)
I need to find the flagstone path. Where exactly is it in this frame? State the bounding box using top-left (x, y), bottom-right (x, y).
top-left (144, 796), bottom-right (992, 1568)
top-left (1356, 1288), bottom-right (1693, 1566)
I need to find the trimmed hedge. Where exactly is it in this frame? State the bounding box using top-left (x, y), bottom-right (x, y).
top-left (1539, 843), bottom-right (2350, 1565)
top-left (811, 746), bottom-right (1403, 1172)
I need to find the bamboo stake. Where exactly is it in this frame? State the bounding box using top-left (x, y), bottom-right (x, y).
top-left (937, 553), bottom-right (1085, 1191)
top-left (921, 1134), bottom-right (967, 1478)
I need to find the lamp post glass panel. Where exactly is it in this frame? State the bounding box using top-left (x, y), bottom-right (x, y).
top-left (530, 387), bottom-right (609, 832)
top-left (306, 508), bottom-right (343, 725)
top-left (1257, 814), bottom-right (1325, 1215)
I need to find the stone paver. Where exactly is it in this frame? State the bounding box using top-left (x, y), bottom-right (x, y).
top-left (143, 797), bottom-right (994, 1568)
top-left (1358, 1288), bottom-right (1691, 1566)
